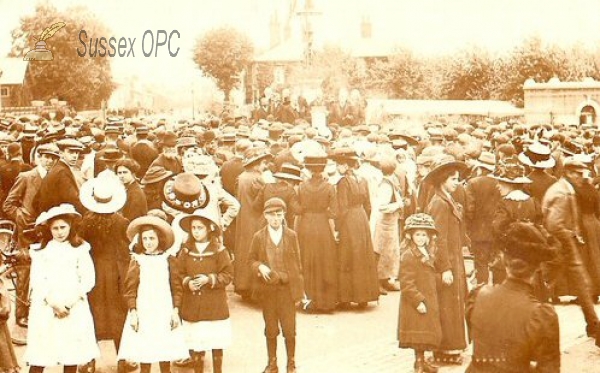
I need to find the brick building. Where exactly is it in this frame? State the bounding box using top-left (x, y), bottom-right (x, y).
top-left (0, 58), bottom-right (33, 110)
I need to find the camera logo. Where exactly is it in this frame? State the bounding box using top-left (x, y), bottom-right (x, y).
top-left (23, 22), bottom-right (66, 61)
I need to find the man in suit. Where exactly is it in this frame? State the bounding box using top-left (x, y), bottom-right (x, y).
top-left (34, 138), bottom-right (86, 214)
top-left (518, 141), bottom-right (557, 220)
top-left (220, 139), bottom-right (252, 258)
top-left (249, 198), bottom-right (304, 373)
top-left (129, 125), bottom-right (158, 179)
top-left (253, 97), bottom-right (271, 122)
top-left (3, 143), bottom-right (59, 327)
top-left (542, 155), bottom-right (600, 347)
top-left (465, 153), bottom-right (500, 285)
top-left (0, 142), bottom-right (33, 207)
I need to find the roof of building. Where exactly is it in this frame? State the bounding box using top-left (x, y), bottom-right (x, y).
top-left (524, 77), bottom-right (600, 90)
top-left (0, 58), bottom-right (28, 85)
top-left (254, 38), bottom-right (395, 63)
top-left (366, 99), bottom-right (524, 118)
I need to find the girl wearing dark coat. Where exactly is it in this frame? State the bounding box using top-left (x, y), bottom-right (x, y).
top-left (173, 210), bottom-right (233, 373)
top-left (398, 213), bottom-right (442, 373)
top-left (296, 156), bottom-right (338, 312)
top-left (333, 150), bottom-right (379, 307)
top-left (424, 158), bottom-right (469, 364)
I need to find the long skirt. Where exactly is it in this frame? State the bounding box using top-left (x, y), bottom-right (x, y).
top-left (297, 212), bottom-right (338, 311)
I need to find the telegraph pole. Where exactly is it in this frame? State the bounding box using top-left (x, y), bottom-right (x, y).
top-left (296, 0), bottom-right (322, 67)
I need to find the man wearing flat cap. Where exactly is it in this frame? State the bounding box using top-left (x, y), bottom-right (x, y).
top-left (34, 139), bottom-right (86, 214)
top-left (466, 222), bottom-right (559, 372)
top-left (542, 154), bottom-right (600, 347)
top-left (2, 144), bottom-right (60, 329)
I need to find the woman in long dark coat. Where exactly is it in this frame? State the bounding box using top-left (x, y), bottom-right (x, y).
top-left (297, 156), bottom-right (338, 312)
top-left (78, 173), bottom-right (131, 372)
top-left (233, 150), bottom-right (270, 299)
top-left (424, 158), bottom-right (469, 364)
top-left (333, 149), bottom-right (379, 308)
top-left (573, 179), bottom-right (600, 298)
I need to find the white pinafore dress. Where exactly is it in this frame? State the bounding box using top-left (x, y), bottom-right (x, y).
top-left (117, 253), bottom-right (188, 363)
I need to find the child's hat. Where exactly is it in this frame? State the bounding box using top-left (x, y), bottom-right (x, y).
top-left (404, 213), bottom-right (437, 233)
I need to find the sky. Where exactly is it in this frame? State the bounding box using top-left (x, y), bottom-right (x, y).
top-left (1, 0), bottom-right (600, 92)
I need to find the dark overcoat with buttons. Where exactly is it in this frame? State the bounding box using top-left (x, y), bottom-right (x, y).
top-left (465, 279), bottom-right (560, 372)
top-left (171, 239), bottom-right (233, 322)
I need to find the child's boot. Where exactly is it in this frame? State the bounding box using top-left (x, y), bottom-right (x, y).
top-left (264, 337), bottom-right (278, 373)
top-left (212, 349), bottom-right (223, 373)
top-left (192, 351), bottom-right (205, 373)
top-left (285, 338), bottom-right (296, 373)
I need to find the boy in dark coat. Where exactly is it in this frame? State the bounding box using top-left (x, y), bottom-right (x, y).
top-left (248, 197), bottom-right (304, 373)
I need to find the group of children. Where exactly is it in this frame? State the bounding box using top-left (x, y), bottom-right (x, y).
top-left (0, 196), bottom-right (299, 373)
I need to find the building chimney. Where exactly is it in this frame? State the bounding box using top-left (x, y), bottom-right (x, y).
top-left (361, 16), bottom-right (372, 39)
top-left (270, 12), bottom-right (281, 48)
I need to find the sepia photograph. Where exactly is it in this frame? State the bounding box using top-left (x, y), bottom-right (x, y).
top-left (1, 0), bottom-right (600, 372)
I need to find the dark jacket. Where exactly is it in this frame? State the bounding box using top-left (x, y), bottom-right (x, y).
top-left (527, 169), bottom-right (557, 221)
top-left (3, 167), bottom-right (42, 246)
top-left (130, 140), bottom-right (159, 179)
top-left (248, 226), bottom-right (304, 302)
top-left (398, 243), bottom-right (442, 349)
top-left (220, 156), bottom-right (244, 196)
top-left (172, 240), bottom-right (233, 322)
top-left (0, 158), bottom-right (32, 203)
top-left (35, 160), bottom-right (84, 214)
top-left (466, 279), bottom-right (560, 373)
top-left (121, 181), bottom-right (148, 221)
top-left (465, 175), bottom-right (500, 243)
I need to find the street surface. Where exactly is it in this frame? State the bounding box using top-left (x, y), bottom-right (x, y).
top-left (7, 284), bottom-right (600, 373)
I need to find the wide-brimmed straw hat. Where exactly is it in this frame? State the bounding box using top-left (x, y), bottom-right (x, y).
top-left (141, 166), bottom-right (173, 185)
top-left (422, 155), bottom-right (470, 185)
top-left (243, 148), bottom-right (272, 168)
top-left (179, 203), bottom-right (222, 236)
top-left (491, 156), bottom-right (532, 184)
top-left (273, 163), bottom-right (303, 181)
top-left (80, 172), bottom-right (127, 214)
top-left (304, 155), bottom-right (328, 167)
top-left (330, 147), bottom-right (359, 162)
top-left (35, 203), bottom-right (81, 226)
top-left (473, 151), bottom-right (496, 172)
top-left (163, 172), bottom-right (210, 213)
top-left (126, 215), bottom-right (175, 249)
top-left (518, 141), bottom-right (556, 169)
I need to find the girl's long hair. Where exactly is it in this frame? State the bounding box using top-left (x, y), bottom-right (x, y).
top-left (131, 225), bottom-right (169, 254)
top-left (39, 216), bottom-right (84, 249)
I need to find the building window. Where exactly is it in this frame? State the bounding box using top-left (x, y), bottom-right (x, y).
top-left (0, 87), bottom-right (8, 97)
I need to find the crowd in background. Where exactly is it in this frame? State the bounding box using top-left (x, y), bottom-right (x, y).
top-left (1, 88), bottom-right (600, 373)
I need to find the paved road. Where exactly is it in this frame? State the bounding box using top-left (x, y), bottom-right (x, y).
top-left (7, 284), bottom-right (600, 373)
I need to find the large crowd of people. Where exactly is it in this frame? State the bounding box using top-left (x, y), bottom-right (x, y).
top-left (0, 91), bottom-right (599, 373)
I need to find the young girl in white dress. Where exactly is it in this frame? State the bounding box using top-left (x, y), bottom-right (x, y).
top-left (25, 204), bottom-right (99, 373)
top-left (117, 216), bottom-right (188, 373)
